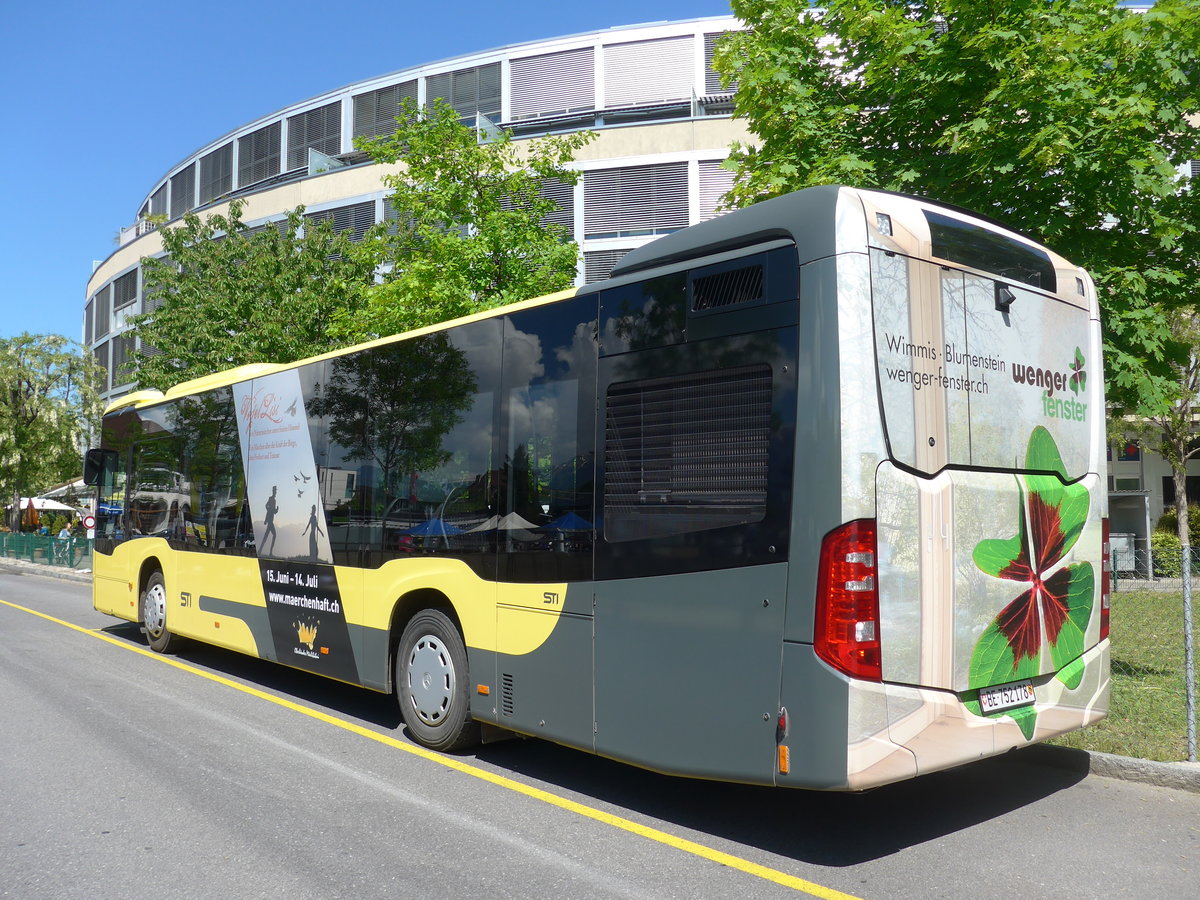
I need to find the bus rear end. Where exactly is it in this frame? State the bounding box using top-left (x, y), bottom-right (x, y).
top-left (782, 188), bottom-right (1109, 789)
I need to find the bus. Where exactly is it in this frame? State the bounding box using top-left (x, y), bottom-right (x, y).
top-left (85, 185), bottom-right (1110, 790)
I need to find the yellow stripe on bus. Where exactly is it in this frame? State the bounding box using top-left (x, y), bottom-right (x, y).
top-left (1, 598), bottom-right (862, 900)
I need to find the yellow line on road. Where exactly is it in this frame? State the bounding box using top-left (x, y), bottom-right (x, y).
top-left (1, 598), bottom-right (862, 899)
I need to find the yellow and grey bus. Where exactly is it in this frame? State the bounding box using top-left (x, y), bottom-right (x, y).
top-left (86, 185), bottom-right (1110, 790)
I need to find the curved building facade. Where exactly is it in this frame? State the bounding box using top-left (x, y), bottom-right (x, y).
top-left (85, 16), bottom-right (748, 402)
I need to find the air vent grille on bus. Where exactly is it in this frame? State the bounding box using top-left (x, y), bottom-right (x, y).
top-left (501, 672), bottom-right (515, 717)
top-left (603, 364), bottom-right (771, 542)
top-left (691, 263), bottom-right (765, 311)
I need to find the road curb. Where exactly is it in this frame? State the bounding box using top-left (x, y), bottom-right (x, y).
top-left (0, 556), bottom-right (93, 585)
top-left (6, 557), bottom-right (1200, 793)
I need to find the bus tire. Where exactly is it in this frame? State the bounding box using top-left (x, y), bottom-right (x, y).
top-left (396, 609), bottom-right (480, 752)
top-left (141, 570), bottom-right (176, 653)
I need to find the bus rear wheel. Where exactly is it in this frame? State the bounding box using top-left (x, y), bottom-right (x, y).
top-left (396, 609), bottom-right (480, 752)
top-left (141, 570), bottom-right (176, 653)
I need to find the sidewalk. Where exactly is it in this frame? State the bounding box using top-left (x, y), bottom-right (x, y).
top-left (5, 557), bottom-right (1200, 793)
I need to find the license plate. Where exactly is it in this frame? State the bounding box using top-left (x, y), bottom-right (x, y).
top-left (978, 679), bottom-right (1035, 714)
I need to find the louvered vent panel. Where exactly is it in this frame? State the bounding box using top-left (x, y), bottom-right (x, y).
top-left (604, 36), bottom-right (694, 108)
top-left (539, 177), bottom-right (574, 230)
top-left (692, 264), bottom-right (764, 312)
top-left (93, 285), bottom-right (111, 339)
top-left (111, 334), bottom-right (136, 387)
top-left (501, 673), bottom-right (515, 717)
top-left (287, 102), bottom-right (342, 170)
top-left (169, 164), bottom-right (195, 220)
top-left (305, 201), bottom-right (376, 242)
top-left (238, 122), bottom-right (282, 188)
top-left (605, 365), bottom-right (772, 541)
top-left (84, 300), bottom-right (94, 346)
top-left (698, 160), bottom-right (734, 222)
top-left (353, 80), bottom-right (417, 140)
top-left (584, 163), bottom-right (688, 237)
top-left (704, 32), bottom-right (739, 93)
top-left (112, 270), bottom-right (138, 309)
top-left (199, 144), bottom-right (233, 205)
top-left (511, 47), bottom-right (595, 119)
top-left (1190, 160), bottom-right (1200, 180)
top-left (149, 184), bottom-right (168, 218)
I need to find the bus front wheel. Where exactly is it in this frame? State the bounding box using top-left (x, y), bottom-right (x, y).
top-left (396, 609), bottom-right (480, 752)
top-left (141, 570), bottom-right (176, 653)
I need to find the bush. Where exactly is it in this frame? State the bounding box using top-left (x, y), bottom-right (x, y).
top-left (1154, 504), bottom-right (1200, 543)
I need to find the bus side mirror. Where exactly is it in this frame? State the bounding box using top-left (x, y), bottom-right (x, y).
top-left (83, 448), bottom-right (116, 486)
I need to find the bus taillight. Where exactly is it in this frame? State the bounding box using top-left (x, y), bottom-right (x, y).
top-left (815, 519), bottom-right (882, 681)
top-left (1100, 517), bottom-right (1111, 642)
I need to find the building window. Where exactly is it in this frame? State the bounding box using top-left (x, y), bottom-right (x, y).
top-left (94, 342), bottom-right (110, 392)
top-left (704, 32), bottom-right (739, 94)
top-left (111, 333), bottom-right (137, 387)
top-left (113, 270), bottom-right (138, 310)
top-left (169, 164), bottom-right (196, 220)
top-left (604, 36), bottom-right (694, 109)
top-left (93, 285), bottom-right (111, 340)
top-left (698, 160), bottom-right (735, 222)
top-left (427, 63), bottom-right (501, 124)
top-left (584, 250), bottom-right (627, 284)
top-left (84, 299), bottom-right (94, 345)
top-left (287, 102), bottom-right (342, 171)
top-left (353, 81), bottom-right (417, 141)
top-left (510, 48), bottom-right (595, 121)
top-left (199, 144), bottom-right (234, 205)
top-left (149, 184), bottom-right (168, 218)
top-left (238, 122), bottom-right (282, 188)
top-left (304, 201), bottom-right (377, 243)
top-left (584, 163), bottom-right (689, 238)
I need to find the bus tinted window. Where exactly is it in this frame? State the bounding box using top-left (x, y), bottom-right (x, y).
top-left (924, 210), bottom-right (1056, 291)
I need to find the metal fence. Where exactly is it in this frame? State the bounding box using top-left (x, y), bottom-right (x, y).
top-left (1109, 547), bottom-right (1197, 761)
top-left (0, 532), bottom-right (92, 570)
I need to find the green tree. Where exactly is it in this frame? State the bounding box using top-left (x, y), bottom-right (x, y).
top-left (714, 0), bottom-right (1200, 413)
top-left (335, 99), bottom-right (592, 340)
top-left (0, 334), bottom-right (104, 531)
top-left (130, 199), bottom-right (386, 392)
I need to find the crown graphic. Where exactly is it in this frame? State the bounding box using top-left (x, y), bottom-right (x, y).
top-left (296, 620), bottom-right (318, 650)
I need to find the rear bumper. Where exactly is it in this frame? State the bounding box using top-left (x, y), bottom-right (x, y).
top-left (844, 640), bottom-right (1110, 790)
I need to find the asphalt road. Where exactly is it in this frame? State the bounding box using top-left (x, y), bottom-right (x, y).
top-left (2, 566), bottom-right (1197, 899)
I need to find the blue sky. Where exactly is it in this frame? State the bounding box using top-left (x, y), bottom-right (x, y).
top-left (0, 0), bottom-right (734, 343)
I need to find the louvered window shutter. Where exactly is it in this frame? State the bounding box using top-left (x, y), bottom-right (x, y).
top-left (149, 184), bottom-right (168, 218)
top-left (306, 201), bottom-right (376, 242)
top-left (199, 144), bottom-right (233, 205)
top-left (84, 300), bottom-right (94, 345)
top-left (169, 164), bottom-right (195, 220)
top-left (704, 32), bottom-right (739, 94)
top-left (287, 102), bottom-right (342, 171)
top-left (238, 122), bottom-right (282, 188)
top-left (94, 342), bottom-right (110, 391)
top-left (428, 64), bottom-right (501, 122)
top-left (698, 160), bottom-right (735, 221)
top-left (604, 36), bottom-right (694, 108)
top-left (113, 270), bottom-right (138, 310)
top-left (93, 285), bottom-right (111, 339)
top-left (584, 163), bottom-right (689, 237)
top-left (510, 48), bottom-right (595, 120)
top-left (585, 250), bottom-right (627, 283)
top-left (353, 81), bottom-right (417, 140)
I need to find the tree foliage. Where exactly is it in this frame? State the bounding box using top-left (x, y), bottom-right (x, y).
top-left (335, 99), bottom-right (593, 341)
top-left (0, 334), bottom-right (104, 529)
top-left (715, 0), bottom-right (1200, 414)
top-left (131, 199), bottom-right (385, 392)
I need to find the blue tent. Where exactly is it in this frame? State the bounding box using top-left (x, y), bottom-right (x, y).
top-left (404, 518), bottom-right (463, 536)
top-left (545, 511), bottom-right (592, 532)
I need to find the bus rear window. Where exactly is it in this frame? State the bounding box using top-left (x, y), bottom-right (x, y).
top-left (924, 210), bottom-right (1056, 292)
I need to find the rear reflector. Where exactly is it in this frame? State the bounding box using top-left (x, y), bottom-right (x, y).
top-left (1100, 517), bottom-right (1111, 641)
top-left (815, 519), bottom-right (882, 681)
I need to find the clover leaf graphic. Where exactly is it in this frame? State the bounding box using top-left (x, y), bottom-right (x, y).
top-left (968, 426), bottom-right (1095, 739)
top-left (1068, 347), bottom-right (1086, 396)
